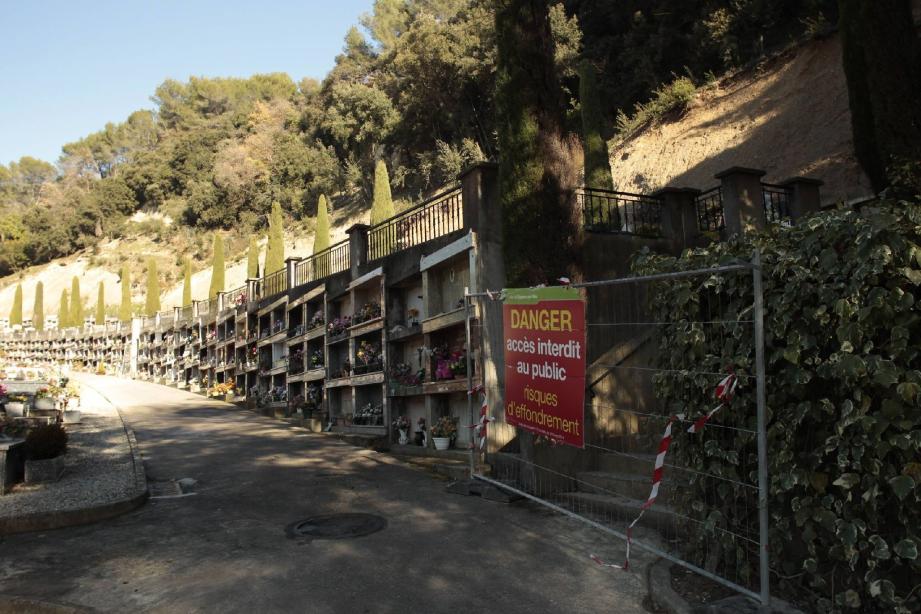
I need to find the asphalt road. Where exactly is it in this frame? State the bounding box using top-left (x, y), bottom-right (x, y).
top-left (0, 374), bottom-right (650, 613)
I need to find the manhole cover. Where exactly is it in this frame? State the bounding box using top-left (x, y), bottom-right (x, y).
top-left (286, 513), bottom-right (387, 540)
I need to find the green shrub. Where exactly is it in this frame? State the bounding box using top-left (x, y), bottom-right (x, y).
top-left (633, 200), bottom-right (921, 613)
top-left (24, 423), bottom-right (68, 460)
top-left (615, 76), bottom-right (697, 138)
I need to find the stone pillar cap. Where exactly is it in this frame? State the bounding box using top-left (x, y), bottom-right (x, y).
top-left (714, 166), bottom-right (767, 179)
top-left (458, 161), bottom-right (499, 181)
top-left (779, 176), bottom-right (824, 187)
top-left (346, 223), bottom-right (371, 234)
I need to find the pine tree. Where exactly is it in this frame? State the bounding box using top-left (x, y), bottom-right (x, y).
top-left (69, 276), bottom-right (83, 329)
top-left (58, 289), bottom-right (69, 329)
top-left (247, 237), bottom-right (260, 279)
top-left (10, 283), bottom-right (23, 327)
top-left (314, 194), bottom-right (331, 254)
top-left (209, 234), bottom-right (225, 299)
top-left (265, 202), bottom-right (285, 274)
top-left (96, 282), bottom-right (105, 325)
top-left (33, 282), bottom-right (44, 331)
top-left (370, 160), bottom-right (395, 225)
top-left (119, 266), bottom-right (132, 322)
top-left (145, 258), bottom-right (161, 316)
top-left (579, 60), bottom-right (613, 191)
top-left (182, 259), bottom-right (192, 308)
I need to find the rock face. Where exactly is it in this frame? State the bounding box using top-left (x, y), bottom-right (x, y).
top-left (609, 34), bottom-right (872, 205)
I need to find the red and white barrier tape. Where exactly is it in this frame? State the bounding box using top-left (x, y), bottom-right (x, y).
top-left (467, 385), bottom-right (493, 450)
top-left (591, 371), bottom-right (738, 571)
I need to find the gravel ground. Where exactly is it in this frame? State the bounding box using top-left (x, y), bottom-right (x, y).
top-left (0, 383), bottom-right (140, 518)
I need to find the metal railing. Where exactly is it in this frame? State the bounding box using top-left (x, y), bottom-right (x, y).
top-left (695, 186), bottom-right (724, 232)
top-left (579, 187), bottom-right (664, 237)
top-left (367, 186), bottom-right (463, 262)
top-left (761, 184), bottom-right (792, 225)
top-left (294, 239), bottom-right (350, 287)
top-left (222, 286), bottom-right (248, 310)
top-left (257, 269), bottom-right (288, 301)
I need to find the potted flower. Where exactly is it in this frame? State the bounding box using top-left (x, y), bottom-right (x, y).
top-left (449, 349), bottom-right (467, 378)
top-left (355, 340), bottom-right (382, 374)
top-left (310, 349), bottom-right (324, 369)
top-left (407, 308), bottom-right (420, 327)
top-left (34, 387), bottom-right (57, 411)
top-left (24, 423), bottom-right (68, 483)
top-left (392, 415), bottom-right (410, 445)
top-left (5, 394), bottom-right (27, 417)
top-left (308, 312), bottom-right (325, 330)
top-left (431, 416), bottom-right (458, 451)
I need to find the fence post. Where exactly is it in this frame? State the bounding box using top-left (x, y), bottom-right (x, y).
top-left (653, 187), bottom-right (701, 253)
top-left (716, 167), bottom-right (767, 235)
top-left (459, 162), bottom-right (499, 234)
top-left (753, 249), bottom-right (771, 612)
top-left (346, 223), bottom-right (370, 279)
top-left (780, 176), bottom-right (823, 222)
top-left (285, 257), bottom-right (301, 291)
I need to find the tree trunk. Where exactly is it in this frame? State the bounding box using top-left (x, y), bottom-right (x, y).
top-left (495, 0), bottom-right (582, 287)
top-left (839, 0), bottom-right (921, 194)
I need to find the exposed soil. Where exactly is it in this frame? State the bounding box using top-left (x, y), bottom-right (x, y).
top-left (609, 33), bottom-right (872, 206)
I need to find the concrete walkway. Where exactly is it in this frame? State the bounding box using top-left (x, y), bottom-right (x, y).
top-left (0, 374), bottom-right (651, 613)
top-left (0, 378), bottom-right (146, 534)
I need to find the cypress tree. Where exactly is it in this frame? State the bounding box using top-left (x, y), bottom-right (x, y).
top-left (247, 237), bottom-right (260, 279)
top-left (370, 160), bottom-right (395, 225)
top-left (145, 258), bottom-right (161, 316)
top-left (579, 60), bottom-right (613, 191)
top-left (58, 289), bottom-right (69, 329)
top-left (313, 194), bottom-right (331, 254)
top-left (69, 276), bottom-right (83, 329)
top-left (96, 281), bottom-right (105, 325)
top-left (496, 0), bottom-right (581, 286)
top-left (209, 234), bottom-right (225, 299)
top-left (33, 282), bottom-right (44, 331)
top-left (10, 283), bottom-right (23, 327)
top-left (119, 266), bottom-right (132, 322)
top-left (182, 259), bottom-right (192, 308)
top-left (265, 202), bottom-right (285, 274)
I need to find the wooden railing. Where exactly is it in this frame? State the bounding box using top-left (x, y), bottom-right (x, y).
top-left (367, 186), bottom-right (463, 262)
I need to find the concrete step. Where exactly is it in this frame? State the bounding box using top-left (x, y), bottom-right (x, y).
top-left (575, 470), bottom-right (670, 504)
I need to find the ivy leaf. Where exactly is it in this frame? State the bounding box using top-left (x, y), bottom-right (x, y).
top-left (889, 475), bottom-right (916, 500)
top-left (894, 539), bottom-right (918, 560)
top-left (833, 473), bottom-right (860, 489)
top-left (869, 535), bottom-right (891, 559)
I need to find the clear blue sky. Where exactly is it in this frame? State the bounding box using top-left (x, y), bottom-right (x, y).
top-left (0, 0), bottom-right (374, 165)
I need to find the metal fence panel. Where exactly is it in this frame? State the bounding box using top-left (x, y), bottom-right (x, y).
top-left (472, 257), bottom-right (770, 608)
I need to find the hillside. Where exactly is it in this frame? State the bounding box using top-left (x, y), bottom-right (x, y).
top-left (608, 33), bottom-right (872, 204)
top-left (0, 206), bottom-right (363, 321)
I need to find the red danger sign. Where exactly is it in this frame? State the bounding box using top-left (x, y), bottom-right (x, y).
top-left (503, 287), bottom-right (586, 448)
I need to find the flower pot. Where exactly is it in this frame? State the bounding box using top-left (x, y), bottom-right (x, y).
top-left (4, 402), bottom-right (25, 417)
top-left (63, 410), bottom-right (82, 424)
top-left (24, 454), bottom-right (66, 484)
top-left (34, 397), bottom-right (57, 411)
top-left (398, 429), bottom-right (409, 445)
top-left (433, 437), bottom-right (451, 451)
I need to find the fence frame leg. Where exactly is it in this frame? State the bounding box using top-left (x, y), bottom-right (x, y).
top-left (753, 249), bottom-right (771, 612)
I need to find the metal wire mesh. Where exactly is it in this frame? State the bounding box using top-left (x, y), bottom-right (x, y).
top-left (473, 262), bottom-right (767, 604)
